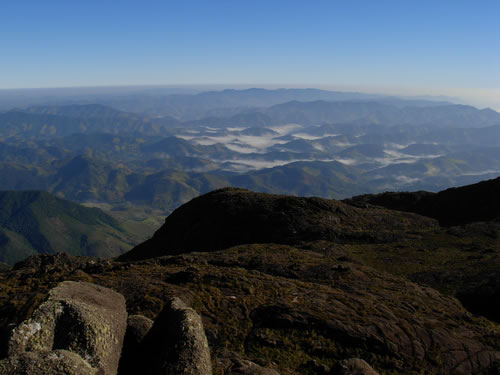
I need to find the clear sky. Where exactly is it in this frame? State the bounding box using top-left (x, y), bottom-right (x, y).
top-left (1, 1), bottom-right (499, 106)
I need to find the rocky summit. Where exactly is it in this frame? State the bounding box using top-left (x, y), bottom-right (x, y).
top-left (120, 187), bottom-right (437, 261)
top-left (346, 176), bottom-right (500, 226)
top-left (0, 183), bottom-right (499, 374)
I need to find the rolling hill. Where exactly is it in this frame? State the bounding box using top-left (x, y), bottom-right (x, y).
top-left (0, 190), bottom-right (136, 264)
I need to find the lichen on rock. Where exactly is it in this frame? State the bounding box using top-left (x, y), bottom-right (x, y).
top-left (8, 281), bottom-right (127, 375)
top-left (0, 349), bottom-right (96, 375)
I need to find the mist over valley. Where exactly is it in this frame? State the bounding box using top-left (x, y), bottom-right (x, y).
top-left (0, 88), bottom-right (499, 215)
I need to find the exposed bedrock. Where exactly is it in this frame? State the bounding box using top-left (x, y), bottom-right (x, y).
top-left (0, 349), bottom-right (97, 375)
top-left (336, 358), bottom-right (380, 375)
top-left (8, 281), bottom-right (128, 375)
top-left (216, 350), bottom-right (280, 374)
top-left (120, 187), bottom-right (437, 261)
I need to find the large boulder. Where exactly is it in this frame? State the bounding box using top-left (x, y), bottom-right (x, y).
top-left (0, 350), bottom-right (96, 375)
top-left (141, 297), bottom-right (212, 375)
top-left (8, 281), bottom-right (127, 375)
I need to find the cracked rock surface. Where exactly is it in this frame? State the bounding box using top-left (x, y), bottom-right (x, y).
top-left (0, 349), bottom-right (96, 375)
top-left (8, 281), bottom-right (127, 375)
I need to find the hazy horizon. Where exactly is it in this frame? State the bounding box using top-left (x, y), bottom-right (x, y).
top-left (2, 1), bottom-right (499, 109)
top-left (0, 84), bottom-right (498, 112)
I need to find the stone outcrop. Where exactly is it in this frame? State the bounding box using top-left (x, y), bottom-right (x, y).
top-left (336, 358), bottom-right (380, 375)
top-left (0, 349), bottom-right (96, 375)
top-left (217, 351), bottom-right (280, 375)
top-left (125, 314), bottom-right (153, 345)
top-left (8, 281), bottom-right (127, 375)
top-left (120, 187), bottom-right (437, 261)
top-left (140, 297), bottom-right (212, 375)
top-left (346, 176), bottom-right (500, 226)
top-left (2, 247), bottom-right (500, 374)
top-left (3, 281), bottom-right (214, 375)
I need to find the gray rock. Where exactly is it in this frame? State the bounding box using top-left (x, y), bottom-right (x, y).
top-left (337, 358), bottom-right (380, 375)
top-left (141, 297), bottom-right (212, 375)
top-left (8, 281), bottom-right (127, 375)
top-left (126, 314), bottom-right (153, 345)
top-left (216, 351), bottom-right (279, 375)
top-left (0, 350), bottom-right (96, 375)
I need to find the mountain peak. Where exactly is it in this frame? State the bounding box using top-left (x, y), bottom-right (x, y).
top-left (119, 188), bottom-right (436, 261)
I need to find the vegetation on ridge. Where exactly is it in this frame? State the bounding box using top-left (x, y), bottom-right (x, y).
top-left (0, 191), bottom-right (137, 264)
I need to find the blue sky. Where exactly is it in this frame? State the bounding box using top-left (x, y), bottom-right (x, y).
top-left (1, 0), bottom-right (499, 106)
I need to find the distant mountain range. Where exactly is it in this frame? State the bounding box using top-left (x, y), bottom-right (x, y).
top-left (0, 155), bottom-right (367, 212)
top-left (0, 89), bottom-right (499, 214)
top-left (3, 100), bottom-right (498, 140)
top-left (0, 87), bottom-right (402, 118)
top-left (1, 133), bottom-right (500, 212)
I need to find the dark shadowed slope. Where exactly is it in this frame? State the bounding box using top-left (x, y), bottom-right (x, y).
top-left (346, 176), bottom-right (500, 226)
top-left (119, 187), bottom-right (436, 261)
